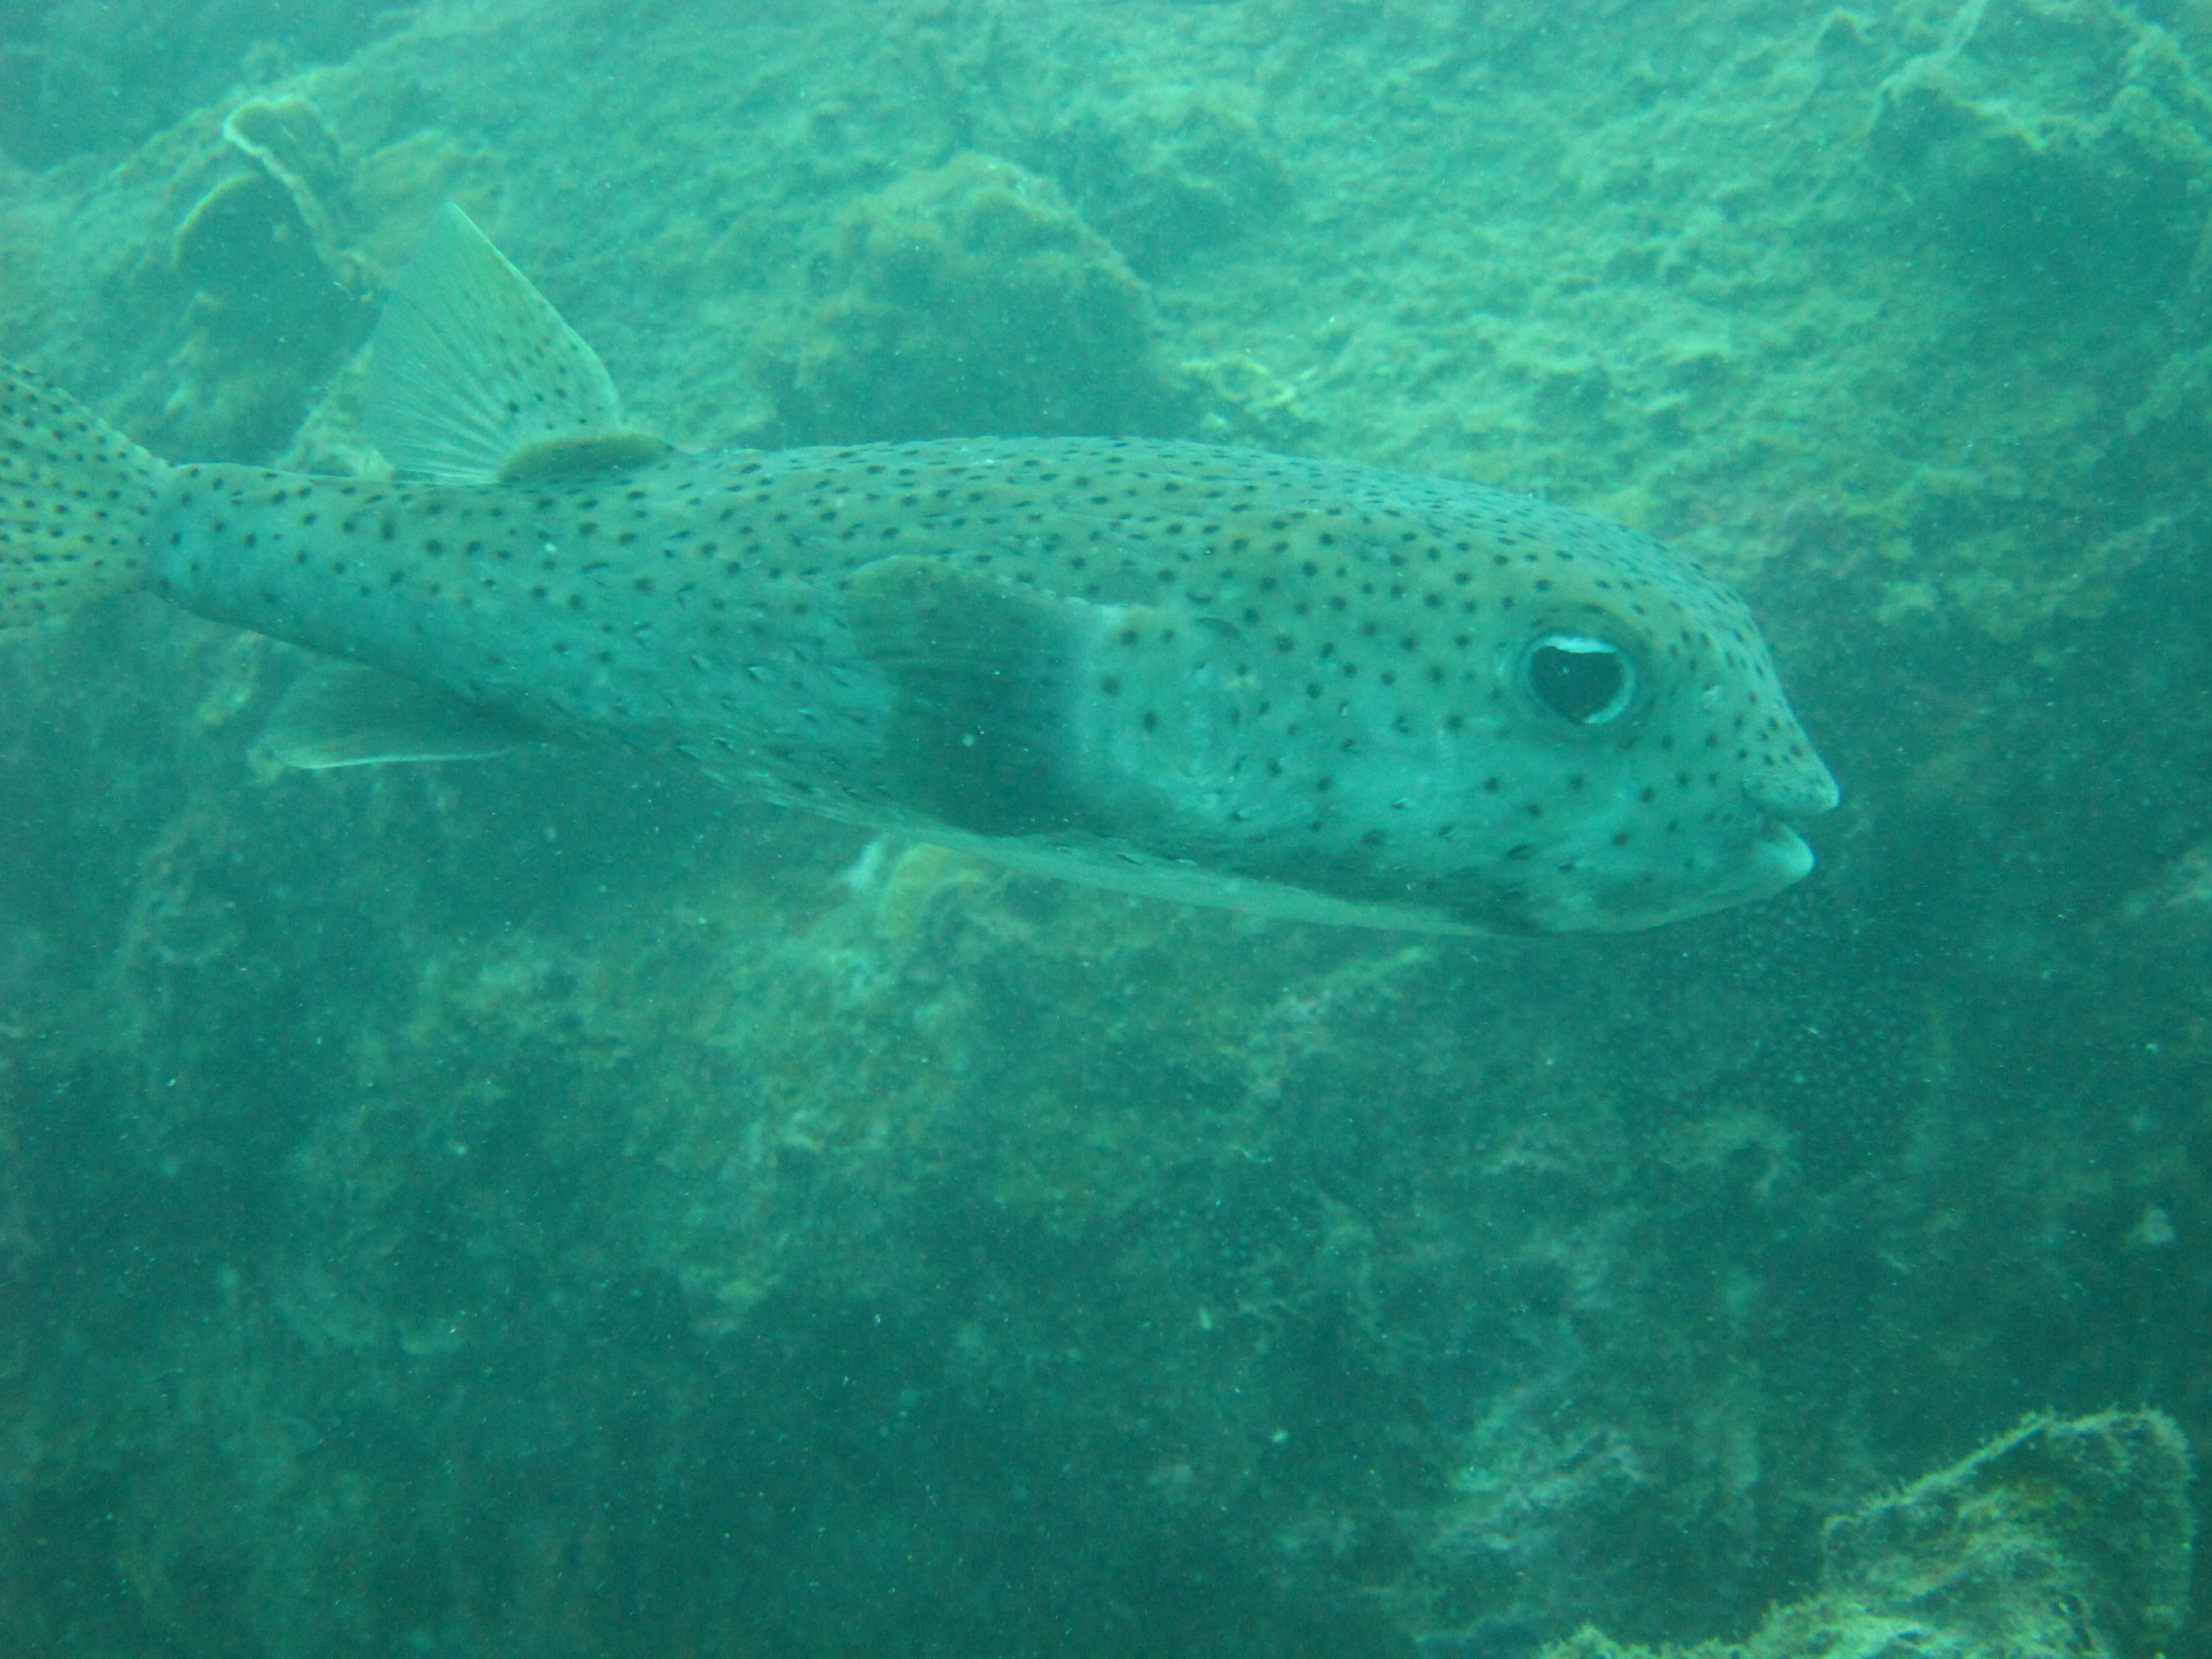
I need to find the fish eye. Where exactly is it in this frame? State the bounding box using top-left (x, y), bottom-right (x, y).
top-left (1522, 633), bottom-right (1635, 724)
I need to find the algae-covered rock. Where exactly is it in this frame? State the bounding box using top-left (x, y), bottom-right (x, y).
top-left (1822, 1412), bottom-right (2193, 1659)
top-left (0, 0), bottom-right (396, 169)
top-left (164, 95), bottom-right (371, 461)
top-left (1040, 81), bottom-right (1292, 275)
top-left (769, 151), bottom-right (1194, 442)
top-left (1869, 1), bottom-right (2212, 298)
top-left (4, 3), bottom-right (2212, 1657)
top-left (1533, 1413), bottom-right (2193, 1659)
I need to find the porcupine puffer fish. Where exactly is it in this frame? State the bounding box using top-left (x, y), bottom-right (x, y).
top-left (0, 205), bottom-right (1836, 934)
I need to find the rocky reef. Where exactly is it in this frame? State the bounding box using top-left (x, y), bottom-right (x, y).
top-left (0, 1), bottom-right (2206, 1656)
top-left (1543, 1411), bottom-right (2194, 1659)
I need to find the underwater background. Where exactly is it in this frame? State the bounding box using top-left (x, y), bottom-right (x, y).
top-left (0, 0), bottom-right (2204, 1654)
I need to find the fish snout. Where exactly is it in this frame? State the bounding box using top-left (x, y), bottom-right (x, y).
top-left (1746, 756), bottom-right (1840, 818)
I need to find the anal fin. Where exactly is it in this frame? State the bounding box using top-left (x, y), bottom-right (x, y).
top-left (263, 661), bottom-right (543, 769)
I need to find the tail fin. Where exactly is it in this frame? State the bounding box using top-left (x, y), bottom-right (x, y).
top-left (0, 360), bottom-right (165, 630)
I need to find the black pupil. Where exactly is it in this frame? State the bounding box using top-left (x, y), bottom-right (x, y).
top-left (1530, 643), bottom-right (1625, 722)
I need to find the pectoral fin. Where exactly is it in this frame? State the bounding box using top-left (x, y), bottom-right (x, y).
top-left (846, 556), bottom-right (1148, 838)
top-left (263, 661), bottom-right (543, 769)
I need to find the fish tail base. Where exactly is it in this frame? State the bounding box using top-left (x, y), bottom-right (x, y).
top-left (0, 359), bottom-right (165, 629)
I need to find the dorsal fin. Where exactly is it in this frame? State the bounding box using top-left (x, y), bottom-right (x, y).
top-left (362, 204), bottom-right (667, 484)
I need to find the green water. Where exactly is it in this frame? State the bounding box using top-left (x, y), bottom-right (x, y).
top-left (0, 1), bottom-right (2203, 1655)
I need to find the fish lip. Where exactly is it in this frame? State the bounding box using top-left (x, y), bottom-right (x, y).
top-left (1745, 761), bottom-right (1840, 818)
top-left (1533, 814), bottom-right (1817, 931)
top-left (1753, 818), bottom-right (1817, 889)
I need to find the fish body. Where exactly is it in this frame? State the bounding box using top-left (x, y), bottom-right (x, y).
top-left (0, 207), bottom-right (1836, 934)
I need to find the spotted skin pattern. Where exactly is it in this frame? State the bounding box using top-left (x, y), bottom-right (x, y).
top-left (0, 367), bottom-right (165, 623)
top-left (132, 432), bottom-right (1837, 933)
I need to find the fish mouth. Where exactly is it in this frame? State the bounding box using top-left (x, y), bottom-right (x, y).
top-left (1745, 757), bottom-right (1841, 818)
top-left (1740, 756), bottom-right (1836, 896)
top-left (1729, 756), bottom-right (1837, 906)
top-left (1519, 810), bottom-right (1820, 933)
top-left (1751, 817), bottom-right (1817, 891)
top-left (1669, 812), bottom-right (1817, 923)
